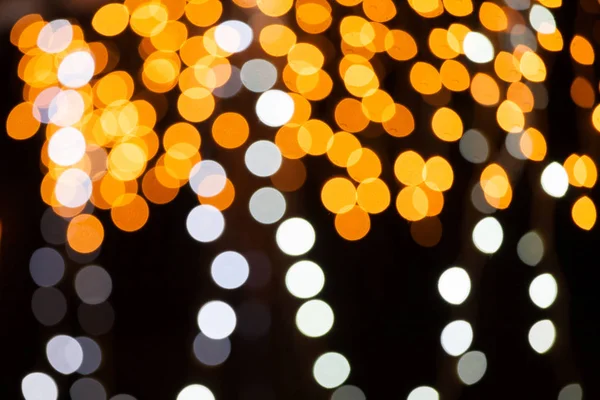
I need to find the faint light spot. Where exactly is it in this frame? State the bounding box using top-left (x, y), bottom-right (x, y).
top-left (249, 187), bottom-right (286, 224)
top-left (110, 396), bottom-right (137, 400)
top-left (296, 299), bottom-right (334, 338)
top-left (504, 0), bottom-right (530, 10)
top-left (472, 217), bottom-right (503, 254)
top-left (541, 162), bottom-right (569, 198)
top-left (22, 372), bottom-right (58, 400)
top-left (58, 51), bottom-right (95, 88)
top-left (463, 32), bottom-right (494, 64)
top-left (510, 25), bottom-right (538, 51)
top-left (241, 59), bottom-right (278, 93)
top-left (529, 5), bottom-right (556, 34)
top-left (70, 377), bottom-right (106, 400)
top-left (276, 218), bottom-right (316, 256)
top-left (189, 160), bottom-right (227, 198)
top-left (471, 183), bottom-right (496, 214)
top-left (558, 383), bottom-right (583, 400)
top-left (75, 265), bottom-right (112, 305)
top-left (37, 19), bottom-right (73, 53)
top-left (186, 205), bottom-right (225, 243)
top-left (438, 267), bottom-right (471, 305)
top-left (30, 247), bottom-right (65, 287)
top-left (459, 129), bottom-right (489, 164)
top-left (197, 300), bottom-right (236, 340)
top-left (529, 273), bottom-right (558, 309)
top-left (256, 90), bottom-right (295, 127)
top-left (33, 87), bottom-right (60, 124)
top-left (41, 207), bottom-right (68, 245)
top-left (505, 131), bottom-right (527, 160)
top-left (32, 287), bottom-right (67, 326)
top-left (457, 351), bottom-right (487, 385)
top-left (76, 337), bottom-right (102, 375)
top-left (407, 386), bottom-right (439, 400)
top-left (78, 302), bottom-right (115, 336)
top-left (441, 320), bottom-right (473, 356)
top-left (177, 385), bottom-right (215, 400)
top-left (193, 332), bottom-right (231, 366)
top-left (517, 231), bottom-right (544, 266)
top-left (332, 385), bottom-right (366, 400)
top-left (528, 319), bottom-right (556, 354)
top-left (215, 20), bottom-right (253, 53)
top-left (245, 141), bottom-right (282, 177)
top-left (237, 300), bottom-right (271, 339)
top-left (211, 251), bottom-right (249, 289)
top-left (213, 66), bottom-right (243, 98)
top-left (313, 352), bottom-right (351, 389)
top-left (48, 127), bottom-right (86, 167)
top-left (286, 260), bottom-right (325, 299)
top-left (46, 334), bottom-right (84, 375)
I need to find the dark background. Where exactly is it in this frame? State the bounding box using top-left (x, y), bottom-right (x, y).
top-left (1, 0), bottom-right (599, 399)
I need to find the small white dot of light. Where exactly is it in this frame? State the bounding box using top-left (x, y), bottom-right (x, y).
top-left (331, 385), bottom-right (366, 400)
top-left (214, 20), bottom-right (253, 53)
top-left (33, 86), bottom-right (61, 124)
top-left (46, 335), bottom-right (84, 375)
top-left (441, 320), bottom-right (473, 357)
top-left (276, 218), bottom-right (316, 256)
top-left (69, 377), bottom-right (106, 400)
top-left (22, 372), bottom-right (58, 400)
top-left (541, 162), bottom-right (569, 198)
top-left (457, 351), bottom-right (487, 385)
top-left (197, 300), bottom-right (237, 340)
top-left (459, 129), bottom-right (489, 164)
top-left (437, 267), bottom-right (471, 305)
top-left (255, 90), bottom-right (295, 127)
top-left (505, 131), bottom-right (527, 160)
top-left (517, 231), bottom-right (544, 266)
top-left (296, 299), bottom-right (335, 338)
top-left (529, 273), bottom-right (558, 309)
top-left (58, 51), bottom-right (95, 88)
top-left (472, 217), bottom-right (503, 254)
top-left (37, 19), bottom-right (73, 54)
top-left (463, 32), bottom-right (495, 64)
top-left (285, 260), bottom-right (325, 299)
top-left (189, 160), bottom-right (227, 198)
top-left (55, 168), bottom-right (92, 208)
top-left (48, 89), bottom-right (85, 127)
top-left (245, 141), bottom-right (282, 177)
top-left (504, 0), bottom-right (530, 11)
top-left (210, 251), bottom-right (250, 290)
top-left (48, 127), bottom-right (86, 167)
top-left (528, 319), bottom-right (556, 354)
top-left (186, 205), bottom-right (225, 243)
top-left (249, 187), bottom-right (287, 224)
top-left (529, 5), bottom-right (556, 34)
top-left (75, 337), bottom-right (102, 375)
top-left (30, 247), bottom-right (65, 287)
top-left (313, 352), bottom-right (351, 389)
top-left (558, 383), bottom-right (583, 400)
top-left (177, 384), bottom-right (215, 400)
top-left (75, 265), bottom-right (113, 305)
top-left (406, 386), bottom-right (439, 400)
top-left (241, 59), bottom-right (278, 93)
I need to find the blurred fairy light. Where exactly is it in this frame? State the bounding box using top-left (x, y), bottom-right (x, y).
top-left (5, 0), bottom-right (594, 397)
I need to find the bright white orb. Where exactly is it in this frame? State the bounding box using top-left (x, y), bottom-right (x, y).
top-left (211, 251), bottom-right (249, 290)
top-left (463, 32), bottom-right (495, 64)
top-left (541, 162), bottom-right (568, 198)
top-left (255, 90), bottom-right (295, 127)
top-left (438, 267), bottom-right (471, 305)
top-left (457, 351), bottom-right (487, 385)
top-left (249, 187), bottom-right (286, 224)
top-left (37, 19), bottom-right (73, 54)
top-left (296, 300), bottom-right (334, 338)
top-left (197, 300), bottom-right (236, 340)
top-left (189, 160), bottom-right (227, 198)
top-left (528, 319), bottom-right (556, 354)
top-left (177, 385), bottom-right (215, 400)
top-left (48, 127), bottom-right (86, 166)
top-left (529, 273), bottom-right (558, 309)
top-left (407, 386), bottom-right (439, 400)
top-left (215, 20), bottom-right (253, 53)
top-left (529, 5), bottom-right (556, 34)
top-left (441, 320), bottom-right (473, 357)
top-left (48, 90), bottom-right (85, 127)
top-left (186, 205), bottom-right (225, 243)
top-left (58, 51), bottom-right (95, 88)
top-left (285, 260), bottom-right (325, 299)
top-left (55, 168), bottom-right (92, 208)
top-left (276, 218), bottom-right (316, 256)
top-left (22, 372), bottom-right (58, 400)
top-left (313, 352), bottom-right (351, 389)
top-left (46, 335), bottom-right (84, 375)
top-left (472, 217), bottom-right (503, 254)
top-left (245, 141), bottom-right (282, 177)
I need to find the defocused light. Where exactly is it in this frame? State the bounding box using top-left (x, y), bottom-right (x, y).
top-left (529, 5), bottom-right (556, 34)
top-left (441, 320), bottom-right (473, 356)
top-left (528, 319), bottom-right (556, 354)
top-left (296, 299), bottom-right (334, 337)
top-left (407, 386), bottom-right (439, 400)
top-left (463, 32), bottom-right (494, 63)
top-left (55, 168), bottom-right (92, 208)
top-left (472, 217), bottom-right (503, 254)
top-left (75, 337), bottom-right (102, 375)
top-left (37, 19), bottom-right (72, 53)
top-left (249, 187), bottom-right (286, 224)
top-left (459, 129), bottom-right (489, 164)
top-left (286, 260), bottom-right (325, 299)
top-left (48, 127), bottom-right (86, 167)
top-left (529, 273), bottom-right (558, 309)
top-left (241, 59), bottom-right (277, 93)
top-left (332, 385), bottom-right (366, 400)
top-left (517, 231), bottom-right (544, 266)
top-left (438, 267), bottom-right (471, 305)
top-left (313, 352), bottom-right (351, 389)
top-left (58, 51), bottom-right (95, 88)
top-left (30, 247), bottom-right (65, 287)
top-left (245, 141), bottom-right (282, 177)
top-left (541, 162), bottom-right (568, 198)
top-left (197, 300), bottom-right (236, 340)
top-left (32, 288), bottom-right (67, 326)
top-left (457, 351), bottom-right (487, 385)
top-left (75, 265), bottom-right (112, 305)
top-left (70, 377), bottom-right (106, 400)
top-left (193, 332), bottom-right (231, 366)
top-left (48, 90), bottom-right (85, 127)
top-left (22, 372), bottom-right (58, 400)
top-left (189, 160), bottom-right (227, 197)
top-left (255, 90), bottom-right (295, 127)
top-left (276, 218), bottom-right (315, 256)
top-left (46, 335), bottom-right (84, 375)
top-left (186, 205), bottom-right (225, 243)
top-left (211, 251), bottom-right (249, 290)
top-left (558, 384), bottom-right (583, 400)
top-left (177, 385), bottom-right (215, 400)
top-left (215, 20), bottom-right (253, 53)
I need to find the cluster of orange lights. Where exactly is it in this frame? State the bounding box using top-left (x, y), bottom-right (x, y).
top-left (4, 0), bottom-right (599, 255)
